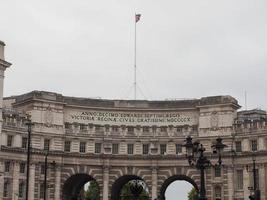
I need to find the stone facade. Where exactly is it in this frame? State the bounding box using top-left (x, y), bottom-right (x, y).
top-left (0, 41), bottom-right (267, 200)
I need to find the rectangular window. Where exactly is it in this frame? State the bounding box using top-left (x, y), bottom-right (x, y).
top-left (160, 127), bottom-right (167, 132)
top-left (95, 125), bottom-right (101, 132)
top-left (237, 170), bottom-right (243, 189)
top-left (112, 144), bottom-right (119, 154)
top-left (3, 180), bottom-right (9, 197)
top-left (143, 144), bottom-right (149, 155)
top-left (95, 143), bottom-right (102, 154)
top-left (64, 141), bottom-right (71, 152)
top-left (112, 126), bottom-right (118, 132)
top-left (7, 135), bottom-right (13, 147)
top-left (5, 161), bottom-right (10, 172)
top-left (40, 183), bottom-right (45, 199)
top-left (80, 142), bottom-right (86, 153)
top-left (127, 126), bottom-right (134, 133)
top-left (176, 144), bottom-right (182, 154)
top-left (127, 144), bottom-right (134, 155)
top-left (80, 124), bottom-right (87, 131)
top-left (65, 122), bottom-right (71, 129)
top-left (19, 163), bottom-right (26, 173)
top-left (214, 166), bottom-right (221, 177)
top-left (44, 139), bottom-right (50, 151)
top-left (22, 137), bottom-right (28, 149)
top-left (160, 144), bottom-right (167, 155)
top-left (40, 165), bottom-right (45, 175)
top-left (251, 140), bottom-right (257, 151)
top-left (18, 181), bottom-right (25, 198)
top-left (235, 141), bottom-right (242, 152)
top-left (143, 127), bottom-right (149, 133)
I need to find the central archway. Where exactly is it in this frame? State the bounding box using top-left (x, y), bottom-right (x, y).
top-left (160, 175), bottom-right (199, 200)
top-left (111, 175), bottom-right (149, 200)
top-left (62, 173), bottom-right (99, 200)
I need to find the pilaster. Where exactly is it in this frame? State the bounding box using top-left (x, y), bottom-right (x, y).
top-left (102, 166), bottom-right (109, 200)
top-left (29, 164), bottom-right (35, 200)
top-left (227, 166), bottom-right (234, 200)
top-left (243, 167), bottom-right (250, 199)
top-left (0, 160), bottom-right (4, 198)
top-left (259, 164), bottom-right (266, 200)
top-left (54, 165), bottom-right (61, 200)
top-left (151, 167), bottom-right (158, 200)
top-left (12, 162), bottom-right (19, 200)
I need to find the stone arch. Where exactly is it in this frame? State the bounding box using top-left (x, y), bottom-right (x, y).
top-left (61, 165), bottom-right (103, 200)
top-left (62, 173), bottom-right (99, 200)
top-left (159, 175), bottom-right (199, 200)
top-left (111, 175), bottom-right (149, 200)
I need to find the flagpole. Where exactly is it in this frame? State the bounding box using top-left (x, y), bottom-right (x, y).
top-left (134, 13), bottom-right (137, 100)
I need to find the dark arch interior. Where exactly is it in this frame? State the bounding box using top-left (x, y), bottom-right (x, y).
top-left (160, 175), bottom-right (199, 200)
top-left (111, 175), bottom-right (147, 200)
top-left (62, 173), bottom-right (96, 200)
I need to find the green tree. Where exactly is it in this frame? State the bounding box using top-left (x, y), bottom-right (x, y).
top-left (187, 187), bottom-right (198, 200)
top-left (120, 181), bottom-right (149, 200)
top-left (85, 181), bottom-right (100, 200)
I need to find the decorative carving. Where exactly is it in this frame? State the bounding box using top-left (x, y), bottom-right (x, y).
top-left (127, 166), bottom-right (133, 175)
top-left (45, 106), bottom-right (53, 127)
top-left (210, 112), bottom-right (219, 130)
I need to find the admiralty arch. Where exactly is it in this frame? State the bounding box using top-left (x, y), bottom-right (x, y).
top-left (1, 41), bottom-right (267, 200)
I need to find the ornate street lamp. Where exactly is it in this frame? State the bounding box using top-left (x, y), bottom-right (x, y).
top-left (25, 118), bottom-right (34, 200)
top-left (129, 180), bottom-right (144, 200)
top-left (184, 136), bottom-right (226, 200)
top-left (247, 155), bottom-right (261, 200)
top-left (43, 150), bottom-right (49, 200)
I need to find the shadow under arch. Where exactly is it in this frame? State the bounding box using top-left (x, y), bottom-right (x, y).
top-left (159, 175), bottom-right (199, 200)
top-left (62, 173), bottom-right (97, 200)
top-left (111, 175), bottom-right (148, 200)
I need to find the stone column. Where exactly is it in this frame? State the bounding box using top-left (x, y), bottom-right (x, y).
top-left (102, 166), bottom-right (109, 200)
top-left (12, 162), bottom-right (19, 200)
top-left (54, 165), bottom-right (61, 200)
top-left (243, 167), bottom-right (250, 199)
top-left (0, 161), bottom-right (4, 199)
top-left (227, 166), bottom-right (234, 200)
top-left (258, 137), bottom-right (266, 151)
top-left (0, 41), bottom-right (11, 137)
top-left (29, 164), bottom-right (35, 200)
top-left (259, 164), bottom-right (266, 200)
top-left (151, 167), bottom-right (158, 200)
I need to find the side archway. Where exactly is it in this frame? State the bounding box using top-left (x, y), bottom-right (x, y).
top-left (159, 175), bottom-right (199, 200)
top-left (62, 173), bottom-right (99, 200)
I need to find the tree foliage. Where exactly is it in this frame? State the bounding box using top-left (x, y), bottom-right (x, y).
top-left (120, 181), bottom-right (149, 200)
top-left (85, 181), bottom-right (100, 200)
top-left (187, 187), bottom-right (198, 200)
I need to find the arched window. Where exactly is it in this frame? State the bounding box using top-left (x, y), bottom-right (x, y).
top-left (215, 186), bottom-right (221, 200)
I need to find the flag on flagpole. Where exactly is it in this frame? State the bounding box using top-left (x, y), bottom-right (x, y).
top-left (135, 14), bottom-right (141, 23)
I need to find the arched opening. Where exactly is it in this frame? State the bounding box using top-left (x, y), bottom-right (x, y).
top-left (160, 175), bottom-right (199, 200)
top-left (62, 173), bottom-right (100, 200)
top-left (111, 175), bottom-right (149, 200)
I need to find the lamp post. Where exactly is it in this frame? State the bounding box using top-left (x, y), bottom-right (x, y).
top-left (184, 136), bottom-right (226, 200)
top-left (25, 118), bottom-right (33, 200)
top-left (248, 155), bottom-right (261, 200)
top-left (44, 150), bottom-right (48, 200)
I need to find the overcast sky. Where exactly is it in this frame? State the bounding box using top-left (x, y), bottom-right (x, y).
top-left (1, 0), bottom-right (267, 111)
top-left (1, 0), bottom-right (266, 199)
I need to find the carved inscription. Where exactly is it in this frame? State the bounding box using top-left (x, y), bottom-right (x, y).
top-left (65, 110), bottom-right (197, 126)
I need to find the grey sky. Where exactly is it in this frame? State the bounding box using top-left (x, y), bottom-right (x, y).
top-left (1, 0), bottom-right (267, 110)
top-left (0, 1), bottom-right (266, 198)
